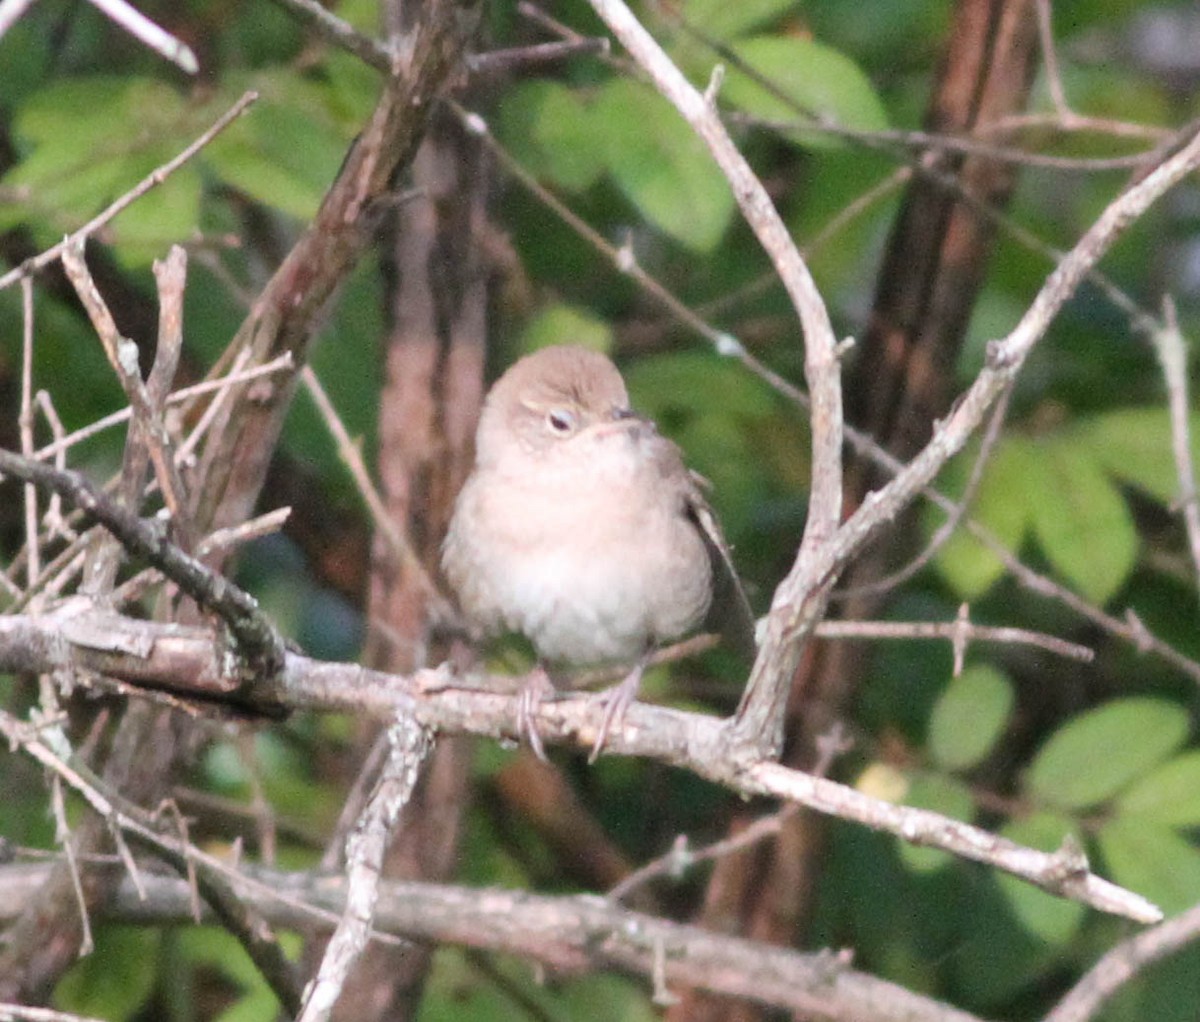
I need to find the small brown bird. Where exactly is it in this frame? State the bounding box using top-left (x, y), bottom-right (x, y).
top-left (442, 345), bottom-right (755, 759)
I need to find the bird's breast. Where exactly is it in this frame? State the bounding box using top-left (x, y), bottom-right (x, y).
top-left (443, 437), bottom-right (712, 665)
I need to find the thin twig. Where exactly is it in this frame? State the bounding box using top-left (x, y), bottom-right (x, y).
top-left (49, 776), bottom-right (95, 956)
top-left (0, 0), bottom-right (38, 40)
top-left (0, 709), bottom-right (312, 1013)
top-left (30, 355), bottom-right (294, 463)
top-left (991, 111), bottom-right (1168, 142)
top-left (815, 613), bottom-right (1094, 664)
top-left (608, 723), bottom-right (851, 902)
top-left (835, 386), bottom-right (1014, 601)
top-left (109, 507), bottom-right (292, 610)
top-left (33, 392), bottom-right (69, 538)
top-left (61, 240), bottom-right (194, 550)
top-left (0, 1004), bottom-right (109, 1022)
top-left (263, 0), bottom-right (390, 72)
top-left (0, 451), bottom-right (284, 675)
top-left (810, 126), bottom-right (1200, 672)
top-left (299, 366), bottom-right (455, 624)
top-left (1042, 899), bottom-right (1200, 1022)
top-left (19, 278), bottom-right (38, 592)
top-left (1035, 0), bottom-right (1072, 119)
top-left (731, 113), bottom-right (1158, 172)
top-left (465, 37), bottom-right (609, 74)
top-left (0, 90), bottom-right (257, 292)
top-left (1151, 297), bottom-right (1200, 591)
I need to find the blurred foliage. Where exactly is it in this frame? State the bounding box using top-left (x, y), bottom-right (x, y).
top-left (2, 0), bottom-right (1200, 1020)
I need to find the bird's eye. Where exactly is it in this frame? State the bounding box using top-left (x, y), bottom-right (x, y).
top-left (546, 408), bottom-right (576, 435)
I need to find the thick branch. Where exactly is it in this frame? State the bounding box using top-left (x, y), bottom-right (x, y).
top-left (0, 863), bottom-right (989, 1022)
top-left (0, 609), bottom-right (1161, 924)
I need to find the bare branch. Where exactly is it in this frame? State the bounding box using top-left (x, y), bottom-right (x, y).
top-left (18, 278), bottom-right (38, 592)
top-left (298, 718), bottom-right (432, 1021)
top-left (61, 241), bottom-right (194, 550)
top-left (0, 451), bottom-right (284, 677)
top-left (0, 1003), bottom-right (109, 1022)
top-left (0, 861), bottom-right (991, 1022)
top-left (0, 608), bottom-right (1162, 924)
top-left (0, 0), bottom-right (38, 40)
top-left (0, 710), bottom-right (308, 1013)
top-left (583, 0), bottom-right (843, 755)
top-left (816, 613), bottom-right (1094, 665)
top-left (1043, 899), bottom-right (1200, 1022)
top-left (299, 366), bottom-right (454, 623)
top-left (735, 123), bottom-right (1200, 739)
top-left (29, 355), bottom-right (294, 464)
top-left (1152, 298), bottom-right (1200, 589)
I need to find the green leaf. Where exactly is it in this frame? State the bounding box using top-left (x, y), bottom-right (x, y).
top-left (205, 77), bottom-right (350, 220)
top-left (54, 926), bottom-right (158, 1020)
top-left (928, 663), bottom-right (1015, 771)
top-left (6, 77), bottom-right (190, 230)
top-left (897, 773), bottom-right (975, 873)
top-left (497, 81), bottom-right (604, 193)
top-left (1081, 407), bottom-right (1200, 505)
top-left (683, 0), bottom-right (799, 41)
top-left (108, 163), bottom-right (202, 263)
top-left (175, 927), bottom-right (296, 1022)
top-left (1098, 817), bottom-right (1200, 916)
top-left (931, 438), bottom-right (1033, 598)
top-left (1027, 439), bottom-right (1138, 605)
top-left (593, 78), bottom-right (735, 252)
top-left (995, 814), bottom-right (1086, 944)
top-left (1026, 698), bottom-right (1190, 810)
top-left (1115, 751), bottom-right (1200, 827)
top-left (722, 35), bottom-right (888, 150)
top-left (625, 350), bottom-right (776, 420)
top-left (517, 303), bottom-right (613, 354)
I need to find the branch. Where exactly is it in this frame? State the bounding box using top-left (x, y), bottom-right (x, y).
top-left (0, 451), bottom-right (284, 678)
top-left (0, 711), bottom-right (306, 1014)
top-left (0, 862), bottom-right (991, 1022)
top-left (82, 0), bottom-right (198, 73)
top-left (0, 608), bottom-right (1162, 924)
top-left (736, 122), bottom-right (1200, 738)
top-left (1043, 899), bottom-right (1200, 1022)
top-left (298, 719), bottom-right (433, 1021)
top-left (583, 0), bottom-right (844, 758)
top-left (61, 241), bottom-right (194, 552)
top-left (1151, 299), bottom-right (1200, 589)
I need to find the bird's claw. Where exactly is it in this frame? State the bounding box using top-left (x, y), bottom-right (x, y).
top-left (517, 666), bottom-right (555, 762)
top-left (588, 661), bottom-right (645, 764)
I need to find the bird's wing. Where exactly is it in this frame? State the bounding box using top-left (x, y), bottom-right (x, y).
top-left (684, 471), bottom-right (758, 667)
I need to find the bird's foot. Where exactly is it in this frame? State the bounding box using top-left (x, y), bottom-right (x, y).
top-left (517, 665), bottom-right (556, 762)
top-left (588, 660), bottom-right (646, 764)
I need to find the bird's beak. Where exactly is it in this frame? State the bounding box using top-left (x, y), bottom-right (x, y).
top-left (590, 408), bottom-right (654, 441)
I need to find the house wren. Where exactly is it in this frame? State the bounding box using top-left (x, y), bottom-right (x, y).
top-left (442, 345), bottom-right (755, 759)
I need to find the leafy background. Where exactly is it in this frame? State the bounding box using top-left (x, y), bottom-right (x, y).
top-left (2, 0), bottom-right (1200, 1019)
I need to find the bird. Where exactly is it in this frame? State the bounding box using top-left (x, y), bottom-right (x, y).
top-left (442, 345), bottom-right (755, 760)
